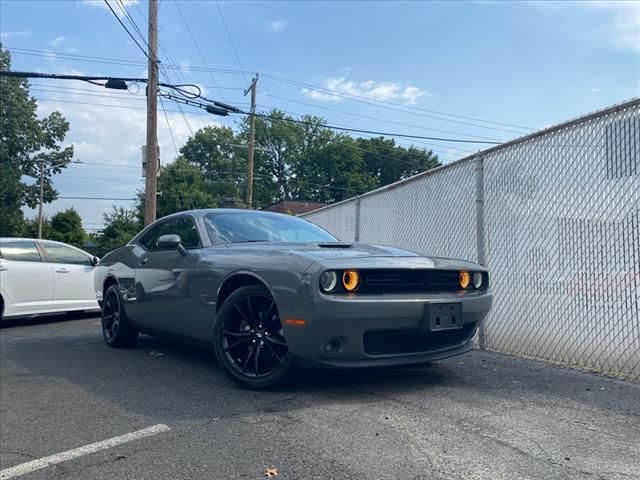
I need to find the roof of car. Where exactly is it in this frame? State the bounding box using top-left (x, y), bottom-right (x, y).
top-left (155, 208), bottom-right (296, 220)
top-left (1, 237), bottom-right (67, 244)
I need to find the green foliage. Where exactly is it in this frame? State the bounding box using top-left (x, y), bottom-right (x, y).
top-left (94, 206), bottom-right (141, 256)
top-left (0, 45), bottom-right (74, 236)
top-left (137, 156), bottom-right (221, 221)
top-left (47, 208), bottom-right (86, 247)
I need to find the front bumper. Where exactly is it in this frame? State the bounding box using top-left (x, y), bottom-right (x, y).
top-left (281, 289), bottom-right (493, 368)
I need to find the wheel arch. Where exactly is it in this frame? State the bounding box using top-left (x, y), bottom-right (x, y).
top-left (216, 271), bottom-right (275, 310)
top-left (103, 275), bottom-right (119, 297)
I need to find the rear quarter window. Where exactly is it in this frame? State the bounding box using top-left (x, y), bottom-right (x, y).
top-left (0, 242), bottom-right (42, 262)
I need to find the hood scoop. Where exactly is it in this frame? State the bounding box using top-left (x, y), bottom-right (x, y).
top-left (316, 242), bottom-right (353, 249)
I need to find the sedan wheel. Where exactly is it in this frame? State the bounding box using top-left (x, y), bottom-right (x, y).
top-left (213, 285), bottom-right (293, 389)
top-left (102, 285), bottom-right (138, 348)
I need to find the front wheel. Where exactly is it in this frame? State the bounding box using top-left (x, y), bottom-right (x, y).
top-left (213, 285), bottom-right (294, 389)
top-left (102, 284), bottom-right (138, 348)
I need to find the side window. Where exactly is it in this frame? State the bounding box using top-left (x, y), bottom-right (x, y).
top-left (0, 241), bottom-right (42, 262)
top-left (138, 223), bottom-right (164, 251)
top-left (138, 217), bottom-right (201, 251)
top-left (43, 244), bottom-right (92, 266)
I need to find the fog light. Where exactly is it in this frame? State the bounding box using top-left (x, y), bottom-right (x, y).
top-left (323, 337), bottom-right (342, 356)
top-left (459, 271), bottom-right (470, 289)
top-left (472, 272), bottom-right (484, 289)
top-left (320, 271), bottom-right (338, 292)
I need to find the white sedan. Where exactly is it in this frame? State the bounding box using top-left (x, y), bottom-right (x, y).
top-left (0, 238), bottom-right (100, 320)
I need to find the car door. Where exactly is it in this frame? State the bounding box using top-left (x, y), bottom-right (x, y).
top-left (40, 242), bottom-right (98, 311)
top-left (0, 240), bottom-right (55, 317)
top-left (130, 216), bottom-right (205, 339)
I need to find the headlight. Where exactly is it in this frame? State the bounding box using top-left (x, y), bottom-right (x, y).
top-left (459, 271), bottom-right (471, 289)
top-left (342, 270), bottom-right (360, 292)
top-left (473, 272), bottom-right (484, 289)
top-left (320, 271), bottom-right (338, 292)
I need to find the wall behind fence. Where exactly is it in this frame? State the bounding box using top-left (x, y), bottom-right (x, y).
top-left (302, 99), bottom-right (639, 380)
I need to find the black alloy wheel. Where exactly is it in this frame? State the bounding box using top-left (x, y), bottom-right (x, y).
top-left (213, 285), bottom-right (293, 389)
top-left (102, 284), bottom-right (138, 347)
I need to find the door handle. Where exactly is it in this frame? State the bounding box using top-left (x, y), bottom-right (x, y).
top-left (140, 256), bottom-right (149, 266)
top-left (0, 266), bottom-right (7, 272)
top-left (55, 268), bottom-right (69, 274)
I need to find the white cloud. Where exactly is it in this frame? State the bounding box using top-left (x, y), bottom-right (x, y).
top-left (265, 20), bottom-right (287, 33)
top-left (0, 30), bottom-right (31, 40)
top-left (79, 0), bottom-right (138, 18)
top-left (527, 0), bottom-right (640, 51)
top-left (50, 35), bottom-right (67, 47)
top-left (301, 77), bottom-right (429, 105)
top-left (29, 89), bottom-right (220, 228)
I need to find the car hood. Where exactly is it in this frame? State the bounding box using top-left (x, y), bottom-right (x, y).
top-left (224, 242), bottom-right (482, 271)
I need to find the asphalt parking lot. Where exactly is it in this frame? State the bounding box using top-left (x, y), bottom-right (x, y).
top-left (0, 315), bottom-right (638, 480)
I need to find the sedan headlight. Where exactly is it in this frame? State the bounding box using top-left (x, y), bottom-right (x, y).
top-left (342, 270), bottom-right (360, 292)
top-left (459, 271), bottom-right (471, 289)
top-left (320, 271), bottom-right (338, 293)
top-left (473, 272), bottom-right (484, 289)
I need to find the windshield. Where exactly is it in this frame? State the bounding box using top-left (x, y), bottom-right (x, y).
top-left (204, 211), bottom-right (338, 244)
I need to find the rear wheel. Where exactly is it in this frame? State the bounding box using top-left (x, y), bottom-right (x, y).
top-left (213, 285), bottom-right (293, 389)
top-left (102, 284), bottom-right (138, 347)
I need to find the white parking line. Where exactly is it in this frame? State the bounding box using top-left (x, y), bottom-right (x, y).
top-left (0, 424), bottom-right (171, 479)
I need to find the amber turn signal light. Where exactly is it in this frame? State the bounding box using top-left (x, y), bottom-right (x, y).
top-left (342, 270), bottom-right (360, 292)
top-left (459, 271), bottom-right (471, 289)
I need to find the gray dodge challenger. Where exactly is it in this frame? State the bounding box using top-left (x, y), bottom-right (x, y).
top-left (95, 209), bottom-right (493, 389)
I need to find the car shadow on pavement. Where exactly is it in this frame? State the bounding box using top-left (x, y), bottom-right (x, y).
top-left (0, 311), bottom-right (100, 329)
top-left (1, 321), bottom-right (457, 424)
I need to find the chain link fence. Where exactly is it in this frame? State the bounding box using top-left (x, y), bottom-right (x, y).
top-left (302, 99), bottom-right (639, 380)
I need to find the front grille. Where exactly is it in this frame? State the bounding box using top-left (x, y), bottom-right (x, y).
top-left (363, 324), bottom-right (476, 355)
top-left (360, 269), bottom-right (461, 294)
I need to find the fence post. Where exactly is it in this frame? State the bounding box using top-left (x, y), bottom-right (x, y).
top-left (354, 198), bottom-right (361, 242)
top-left (474, 154), bottom-right (487, 350)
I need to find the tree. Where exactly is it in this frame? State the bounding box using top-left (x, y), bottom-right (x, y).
top-left (137, 156), bottom-right (219, 220)
top-left (300, 135), bottom-right (378, 203)
top-left (0, 45), bottom-right (74, 236)
top-left (47, 208), bottom-right (86, 247)
top-left (180, 125), bottom-right (246, 198)
top-left (95, 206), bottom-right (141, 256)
top-left (356, 137), bottom-right (440, 186)
top-left (153, 110), bottom-right (441, 211)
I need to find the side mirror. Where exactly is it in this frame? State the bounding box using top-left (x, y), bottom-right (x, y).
top-left (91, 256), bottom-right (100, 266)
top-left (157, 234), bottom-right (187, 256)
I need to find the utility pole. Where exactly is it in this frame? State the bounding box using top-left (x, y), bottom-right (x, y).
top-left (144, 0), bottom-right (159, 226)
top-left (38, 159), bottom-right (45, 239)
top-left (244, 74), bottom-right (258, 209)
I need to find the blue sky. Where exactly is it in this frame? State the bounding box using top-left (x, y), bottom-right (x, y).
top-left (1, 0), bottom-right (639, 231)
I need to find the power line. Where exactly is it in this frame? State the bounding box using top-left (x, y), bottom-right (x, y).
top-left (261, 74), bottom-right (533, 131)
top-left (7, 46), bottom-right (251, 75)
top-left (5, 45), bottom-right (531, 131)
top-left (215, 0), bottom-right (249, 84)
top-left (173, 0), bottom-right (226, 100)
top-left (159, 96), bottom-right (179, 156)
top-left (124, 1), bottom-right (194, 138)
top-left (260, 91), bottom-right (526, 135)
top-left (251, 110), bottom-right (502, 144)
top-left (103, 0), bottom-right (151, 61)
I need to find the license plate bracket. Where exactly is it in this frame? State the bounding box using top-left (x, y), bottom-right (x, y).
top-left (426, 302), bottom-right (463, 331)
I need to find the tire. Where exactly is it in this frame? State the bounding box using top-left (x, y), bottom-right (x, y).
top-left (101, 284), bottom-right (138, 348)
top-left (213, 285), bottom-right (294, 389)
